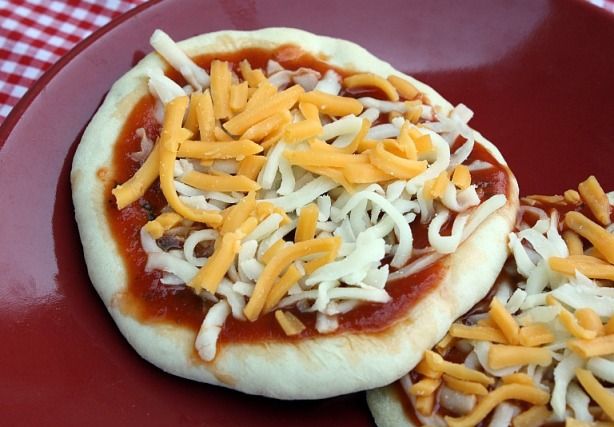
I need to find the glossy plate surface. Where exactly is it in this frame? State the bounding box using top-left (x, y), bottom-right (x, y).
top-left (0, 0), bottom-right (612, 424)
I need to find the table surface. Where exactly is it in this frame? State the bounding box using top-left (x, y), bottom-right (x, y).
top-left (0, 0), bottom-right (613, 124)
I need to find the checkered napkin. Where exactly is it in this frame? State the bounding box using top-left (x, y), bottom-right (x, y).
top-left (1, 0), bottom-right (613, 126)
top-left (0, 0), bottom-right (147, 124)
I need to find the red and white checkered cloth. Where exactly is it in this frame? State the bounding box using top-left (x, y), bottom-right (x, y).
top-left (0, 0), bottom-right (147, 124)
top-left (1, 0), bottom-right (613, 126)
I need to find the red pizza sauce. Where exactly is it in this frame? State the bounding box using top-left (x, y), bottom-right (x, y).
top-left (105, 46), bottom-right (511, 343)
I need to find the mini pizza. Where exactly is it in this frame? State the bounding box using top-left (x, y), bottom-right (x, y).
top-left (367, 176), bottom-right (614, 426)
top-left (71, 28), bottom-right (519, 399)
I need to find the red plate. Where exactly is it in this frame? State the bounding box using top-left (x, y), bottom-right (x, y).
top-left (1, 0), bottom-right (612, 425)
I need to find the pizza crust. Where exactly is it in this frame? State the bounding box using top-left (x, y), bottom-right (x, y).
top-left (71, 28), bottom-right (519, 399)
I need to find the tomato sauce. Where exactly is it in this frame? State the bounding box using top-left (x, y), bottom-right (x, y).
top-left (105, 46), bottom-right (512, 343)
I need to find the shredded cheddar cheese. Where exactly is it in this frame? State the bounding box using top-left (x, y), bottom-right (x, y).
top-left (442, 374), bottom-right (488, 396)
top-left (189, 231), bottom-right (242, 293)
top-left (274, 310), bottom-right (306, 336)
top-left (424, 351), bottom-right (494, 385)
top-left (299, 90), bottom-right (363, 116)
top-left (409, 377), bottom-right (441, 396)
top-left (343, 73), bottom-right (399, 101)
top-left (565, 212), bottom-right (614, 264)
top-left (490, 297), bottom-right (520, 345)
top-left (488, 344), bottom-right (552, 370)
top-left (512, 406), bottom-right (552, 427)
top-left (578, 175), bottom-right (611, 226)
top-left (112, 142), bottom-right (161, 209)
top-left (387, 75), bottom-right (419, 100)
top-left (295, 203), bottom-right (319, 242)
top-left (399, 177), bottom-right (614, 425)
top-left (449, 323), bottom-right (507, 344)
top-left (143, 212), bottom-right (182, 239)
top-left (518, 324), bottom-right (555, 347)
top-left (575, 368), bottom-right (614, 420)
top-left (244, 237), bottom-right (341, 321)
top-left (445, 384), bottom-right (550, 427)
top-left (118, 30), bottom-right (514, 366)
top-left (568, 335), bottom-right (614, 358)
top-left (224, 84), bottom-right (304, 135)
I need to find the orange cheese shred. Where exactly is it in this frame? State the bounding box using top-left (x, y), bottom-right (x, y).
top-left (181, 170), bottom-right (260, 192)
top-left (274, 310), bottom-right (306, 336)
top-left (112, 142), bottom-right (161, 209)
top-left (196, 90), bottom-right (215, 141)
top-left (444, 384), bottom-right (550, 427)
top-left (220, 191), bottom-right (256, 235)
top-left (284, 118), bottom-right (323, 143)
top-left (299, 90), bottom-right (363, 116)
top-left (189, 231), bottom-right (242, 293)
top-left (210, 60), bottom-right (232, 120)
top-left (562, 230), bottom-right (584, 256)
top-left (575, 308), bottom-right (604, 336)
top-left (143, 212), bottom-right (182, 239)
top-left (244, 80), bottom-right (277, 111)
top-left (301, 164), bottom-right (355, 193)
top-left (397, 121), bottom-right (418, 160)
top-left (415, 393), bottom-right (436, 417)
top-left (237, 155), bottom-right (267, 181)
top-left (488, 344), bottom-right (552, 370)
top-left (224, 84), bottom-right (304, 135)
top-left (430, 171), bottom-right (451, 199)
top-left (563, 189), bottom-right (582, 205)
top-left (284, 150), bottom-right (369, 168)
top-left (295, 203), bottom-right (319, 242)
top-left (561, 307), bottom-right (598, 340)
top-left (512, 405), bottom-right (552, 427)
top-left (501, 373), bottom-right (535, 385)
top-left (260, 239), bottom-right (286, 264)
top-left (518, 324), bottom-right (555, 347)
top-left (452, 165), bottom-right (472, 190)
top-left (157, 97), bottom-right (222, 226)
top-left (387, 75), bottom-right (420, 100)
top-left (549, 255), bottom-right (614, 281)
top-left (578, 175), bottom-right (611, 226)
top-left (404, 100), bottom-right (422, 123)
top-left (369, 143), bottom-right (427, 179)
top-left (489, 297), bottom-right (520, 345)
top-left (177, 139), bottom-right (263, 160)
top-left (263, 264), bottom-right (304, 312)
top-left (343, 73), bottom-right (399, 101)
top-left (442, 374), bottom-right (488, 396)
top-left (568, 334), bottom-right (614, 358)
top-left (414, 358), bottom-right (443, 379)
top-left (449, 323), bottom-right (508, 344)
top-left (565, 212), bottom-right (614, 264)
top-left (229, 81), bottom-right (249, 112)
top-left (342, 163), bottom-right (394, 184)
top-left (409, 377), bottom-right (441, 396)
top-left (424, 351), bottom-right (494, 385)
top-left (241, 110), bottom-right (292, 142)
top-left (183, 91), bottom-right (203, 133)
top-left (239, 59), bottom-right (266, 88)
top-left (575, 368), bottom-right (614, 421)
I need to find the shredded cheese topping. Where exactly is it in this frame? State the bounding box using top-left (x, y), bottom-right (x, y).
top-left (399, 176), bottom-right (614, 426)
top-left (113, 30), bottom-right (507, 361)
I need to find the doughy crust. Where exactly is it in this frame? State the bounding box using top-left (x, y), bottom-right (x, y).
top-left (71, 27), bottom-right (519, 399)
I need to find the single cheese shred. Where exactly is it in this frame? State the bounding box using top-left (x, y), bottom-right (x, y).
top-left (395, 176), bottom-right (614, 426)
